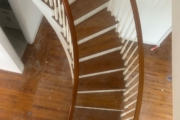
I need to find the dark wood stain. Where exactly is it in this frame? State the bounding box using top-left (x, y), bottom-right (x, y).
top-left (0, 18), bottom-right (72, 120)
top-left (76, 92), bottom-right (124, 110)
top-left (79, 29), bottom-right (122, 58)
top-left (0, 1), bottom-right (172, 120)
top-left (70, 0), bottom-right (109, 21)
top-left (78, 71), bottom-right (125, 91)
top-left (75, 9), bottom-right (118, 41)
top-left (139, 33), bottom-right (172, 120)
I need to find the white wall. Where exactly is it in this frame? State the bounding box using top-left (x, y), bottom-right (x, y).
top-left (172, 0), bottom-right (180, 119)
top-left (8, 0), bottom-right (43, 44)
top-left (110, 0), bottom-right (172, 46)
top-left (137, 0), bottom-right (172, 45)
top-left (0, 27), bottom-right (24, 73)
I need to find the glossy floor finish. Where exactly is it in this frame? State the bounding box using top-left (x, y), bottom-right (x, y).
top-left (0, 18), bottom-right (72, 120)
top-left (0, 17), bottom-right (172, 120)
top-left (140, 34), bottom-right (172, 120)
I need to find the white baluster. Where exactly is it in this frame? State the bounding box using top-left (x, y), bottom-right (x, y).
top-left (58, 0), bottom-right (62, 25)
top-left (53, 0), bottom-right (58, 20)
top-left (124, 100), bottom-right (137, 109)
top-left (45, 0), bottom-right (48, 3)
top-left (124, 82), bottom-right (139, 95)
top-left (121, 28), bottom-right (136, 54)
top-left (123, 37), bottom-right (137, 59)
top-left (62, 4), bottom-right (66, 37)
top-left (116, 9), bottom-right (131, 33)
top-left (124, 46), bottom-right (138, 66)
top-left (66, 18), bottom-right (70, 43)
top-left (111, 0), bottom-right (118, 16)
top-left (124, 91), bottom-right (138, 102)
top-left (115, 0), bottom-right (123, 19)
top-left (49, 0), bottom-right (53, 7)
top-left (124, 55), bottom-right (139, 74)
top-left (124, 64), bottom-right (139, 81)
top-left (116, 0), bottom-right (129, 21)
top-left (107, 0), bottom-right (113, 11)
top-left (125, 74), bottom-right (139, 87)
top-left (120, 18), bottom-right (134, 43)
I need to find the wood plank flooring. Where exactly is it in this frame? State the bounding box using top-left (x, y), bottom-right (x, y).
top-left (0, 18), bottom-right (72, 120)
top-left (0, 17), bottom-right (172, 120)
top-left (140, 33), bottom-right (172, 120)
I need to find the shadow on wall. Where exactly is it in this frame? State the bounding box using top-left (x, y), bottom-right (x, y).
top-left (0, 0), bottom-right (27, 58)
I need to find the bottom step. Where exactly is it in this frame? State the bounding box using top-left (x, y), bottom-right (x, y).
top-left (73, 108), bottom-right (121, 120)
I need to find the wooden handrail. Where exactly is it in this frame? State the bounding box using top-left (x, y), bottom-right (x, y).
top-left (51, 0), bottom-right (143, 120)
top-left (61, 0), bottom-right (79, 120)
top-left (130, 0), bottom-right (144, 119)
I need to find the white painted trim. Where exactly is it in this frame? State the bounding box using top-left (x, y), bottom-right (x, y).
top-left (75, 106), bottom-right (123, 111)
top-left (78, 89), bottom-right (126, 94)
top-left (32, 0), bottom-right (74, 78)
top-left (157, 27), bottom-right (172, 46)
top-left (78, 25), bottom-right (117, 45)
top-left (8, 0), bottom-right (31, 43)
top-left (69, 0), bottom-right (76, 4)
top-left (79, 68), bottom-right (125, 78)
top-left (8, 0), bottom-right (43, 44)
top-left (74, 3), bottom-right (108, 25)
top-left (31, 16), bottom-right (43, 43)
top-left (79, 46), bottom-right (122, 62)
top-left (0, 27), bottom-right (24, 73)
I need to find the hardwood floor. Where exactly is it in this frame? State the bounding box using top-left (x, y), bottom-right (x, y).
top-left (0, 17), bottom-right (172, 120)
top-left (140, 34), bottom-right (172, 120)
top-left (0, 18), bottom-right (72, 120)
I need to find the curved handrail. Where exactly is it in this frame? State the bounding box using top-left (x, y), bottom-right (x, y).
top-left (130, 0), bottom-right (144, 119)
top-left (61, 0), bottom-right (79, 120)
top-left (108, 0), bottom-right (144, 119)
top-left (42, 0), bottom-right (144, 119)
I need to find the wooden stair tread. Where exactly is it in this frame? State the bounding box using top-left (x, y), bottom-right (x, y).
top-left (76, 92), bottom-right (124, 110)
top-left (79, 29), bottom-right (122, 58)
top-left (70, 0), bottom-right (109, 21)
top-left (79, 51), bottom-right (124, 75)
top-left (78, 71), bottom-right (125, 91)
top-left (73, 109), bottom-right (121, 120)
top-left (75, 9), bottom-right (118, 41)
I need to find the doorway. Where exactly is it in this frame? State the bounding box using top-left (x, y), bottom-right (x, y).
top-left (0, 0), bottom-right (27, 58)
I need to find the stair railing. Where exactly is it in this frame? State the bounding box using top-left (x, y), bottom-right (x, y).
top-left (43, 0), bottom-right (79, 119)
top-left (108, 0), bottom-right (144, 119)
top-left (42, 0), bottom-right (143, 119)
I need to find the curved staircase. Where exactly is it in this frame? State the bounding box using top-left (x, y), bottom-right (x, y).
top-left (33, 0), bottom-right (144, 120)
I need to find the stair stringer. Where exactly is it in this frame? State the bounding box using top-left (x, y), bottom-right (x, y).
top-left (32, 0), bottom-right (74, 78)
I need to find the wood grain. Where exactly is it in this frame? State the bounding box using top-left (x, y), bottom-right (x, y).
top-left (70, 0), bottom-right (109, 21)
top-left (73, 108), bottom-right (121, 120)
top-left (75, 9), bottom-right (118, 41)
top-left (76, 92), bottom-right (124, 110)
top-left (79, 29), bottom-right (122, 58)
top-left (78, 71), bottom-right (125, 91)
top-left (139, 33), bottom-right (172, 120)
top-left (79, 51), bottom-right (124, 75)
top-left (0, 18), bottom-right (72, 120)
